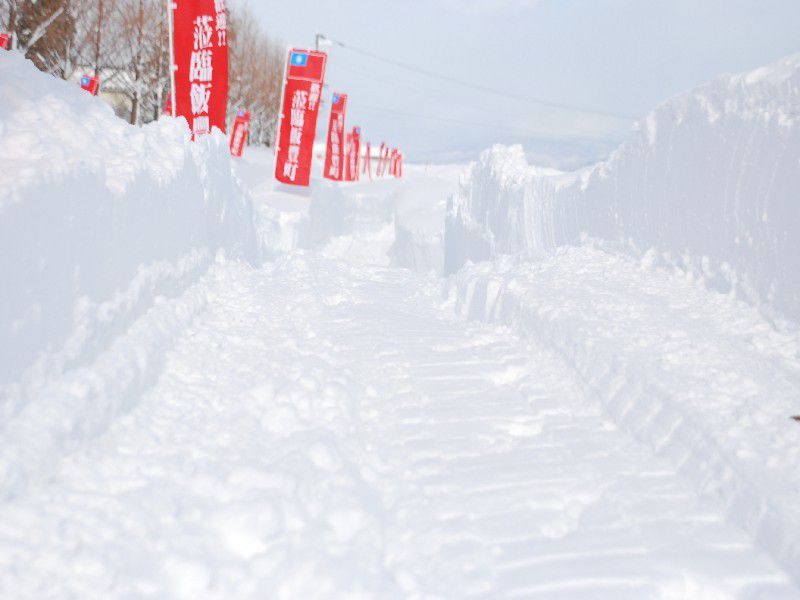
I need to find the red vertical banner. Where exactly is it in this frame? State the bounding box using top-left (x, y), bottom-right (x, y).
top-left (353, 128), bottom-right (361, 181)
top-left (275, 49), bottom-right (327, 187)
top-left (171, 0), bottom-right (229, 137)
top-left (344, 127), bottom-right (361, 182)
top-left (362, 142), bottom-right (372, 180)
top-left (230, 110), bottom-right (250, 157)
top-left (376, 142), bottom-right (384, 177)
top-left (377, 142), bottom-right (388, 177)
top-left (343, 133), bottom-right (353, 181)
top-left (384, 145), bottom-right (392, 177)
top-left (0, 33), bottom-right (10, 50)
top-left (323, 92), bottom-right (347, 181)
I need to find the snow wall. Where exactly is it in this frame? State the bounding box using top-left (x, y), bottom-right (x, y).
top-left (301, 168), bottom-right (457, 272)
top-left (445, 54), bottom-right (800, 322)
top-left (0, 54), bottom-right (259, 494)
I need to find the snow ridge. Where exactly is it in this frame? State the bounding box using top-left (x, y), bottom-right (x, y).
top-left (0, 54), bottom-right (259, 497)
top-left (445, 53), bottom-right (800, 321)
top-left (447, 245), bottom-right (800, 587)
top-left (443, 53), bottom-right (800, 587)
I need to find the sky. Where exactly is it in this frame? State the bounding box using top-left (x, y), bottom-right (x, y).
top-left (247, 0), bottom-right (800, 168)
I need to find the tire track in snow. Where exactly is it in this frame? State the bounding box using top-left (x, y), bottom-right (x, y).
top-left (0, 255), bottom-right (795, 598)
top-left (449, 246), bottom-right (800, 589)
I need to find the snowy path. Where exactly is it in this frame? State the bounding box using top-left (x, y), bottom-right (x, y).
top-left (0, 254), bottom-right (795, 598)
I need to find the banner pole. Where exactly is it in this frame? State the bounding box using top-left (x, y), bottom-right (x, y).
top-left (273, 45), bottom-right (290, 156)
top-left (166, 0), bottom-right (177, 117)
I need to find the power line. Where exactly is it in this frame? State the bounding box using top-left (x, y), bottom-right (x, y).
top-left (319, 35), bottom-right (638, 122)
top-left (341, 63), bottom-right (628, 144)
top-left (355, 102), bottom-right (622, 145)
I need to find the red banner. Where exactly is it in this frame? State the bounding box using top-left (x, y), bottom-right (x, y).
top-left (376, 142), bottom-right (387, 177)
top-left (275, 49), bottom-right (327, 187)
top-left (171, 0), bottom-right (228, 137)
top-left (362, 142), bottom-right (372, 180)
top-left (344, 127), bottom-right (361, 182)
top-left (79, 74), bottom-right (100, 96)
top-left (0, 33), bottom-right (10, 50)
top-left (343, 133), bottom-right (353, 181)
top-left (230, 110), bottom-right (250, 157)
top-left (323, 92), bottom-right (347, 181)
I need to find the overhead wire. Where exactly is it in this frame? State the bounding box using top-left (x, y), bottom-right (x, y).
top-left (322, 35), bottom-right (639, 122)
top-left (354, 103), bottom-right (618, 144)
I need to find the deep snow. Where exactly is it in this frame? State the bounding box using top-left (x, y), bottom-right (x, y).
top-left (1, 49), bottom-right (800, 599)
top-left (2, 255), bottom-right (796, 598)
top-left (445, 54), bottom-right (800, 321)
top-left (0, 52), bottom-right (259, 499)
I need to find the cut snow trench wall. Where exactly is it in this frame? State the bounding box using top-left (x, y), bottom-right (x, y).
top-left (443, 54), bottom-right (800, 585)
top-left (448, 251), bottom-right (800, 586)
top-left (445, 54), bottom-right (800, 322)
top-left (301, 170), bottom-right (455, 273)
top-left (0, 54), bottom-right (259, 496)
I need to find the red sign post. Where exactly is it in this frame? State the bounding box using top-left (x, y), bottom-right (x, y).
top-left (79, 74), bottom-right (100, 95)
top-left (323, 92), bottom-right (347, 181)
top-left (170, 0), bottom-right (229, 137)
top-left (229, 110), bottom-right (250, 157)
top-left (274, 49), bottom-right (327, 187)
top-left (0, 33), bottom-right (10, 50)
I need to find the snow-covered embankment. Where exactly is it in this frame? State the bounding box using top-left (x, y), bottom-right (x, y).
top-left (446, 54), bottom-right (800, 320)
top-left (443, 55), bottom-right (800, 584)
top-left (243, 155), bottom-right (460, 272)
top-left (0, 54), bottom-right (259, 495)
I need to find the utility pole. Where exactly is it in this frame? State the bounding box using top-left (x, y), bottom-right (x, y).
top-left (93, 0), bottom-right (104, 78)
top-left (8, 0), bottom-right (16, 50)
top-left (167, 0), bottom-right (177, 117)
top-left (313, 34), bottom-right (331, 107)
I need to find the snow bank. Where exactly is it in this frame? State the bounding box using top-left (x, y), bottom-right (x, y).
top-left (233, 145), bottom-right (462, 272)
top-left (0, 53), bottom-right (258, 495)
top-left (445, 54), bottom-right (800, 321)
top-left (446, 246), bottom-right (800, 586)
top-left (303, 166), bottom-right (461, 272)
top-left (238, 158), bottom-right (459, 271)
top-left (443, 53), bottom-right (800, 585)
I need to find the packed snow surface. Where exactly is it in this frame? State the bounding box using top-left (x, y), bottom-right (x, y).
top-left (2, 51), bottom-right (800, 598)
top-left (3, 255), bottom-right (798, 599)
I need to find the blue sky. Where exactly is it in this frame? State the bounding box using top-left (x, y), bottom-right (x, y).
top-left (249, 0), bottom-right (800, 167)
